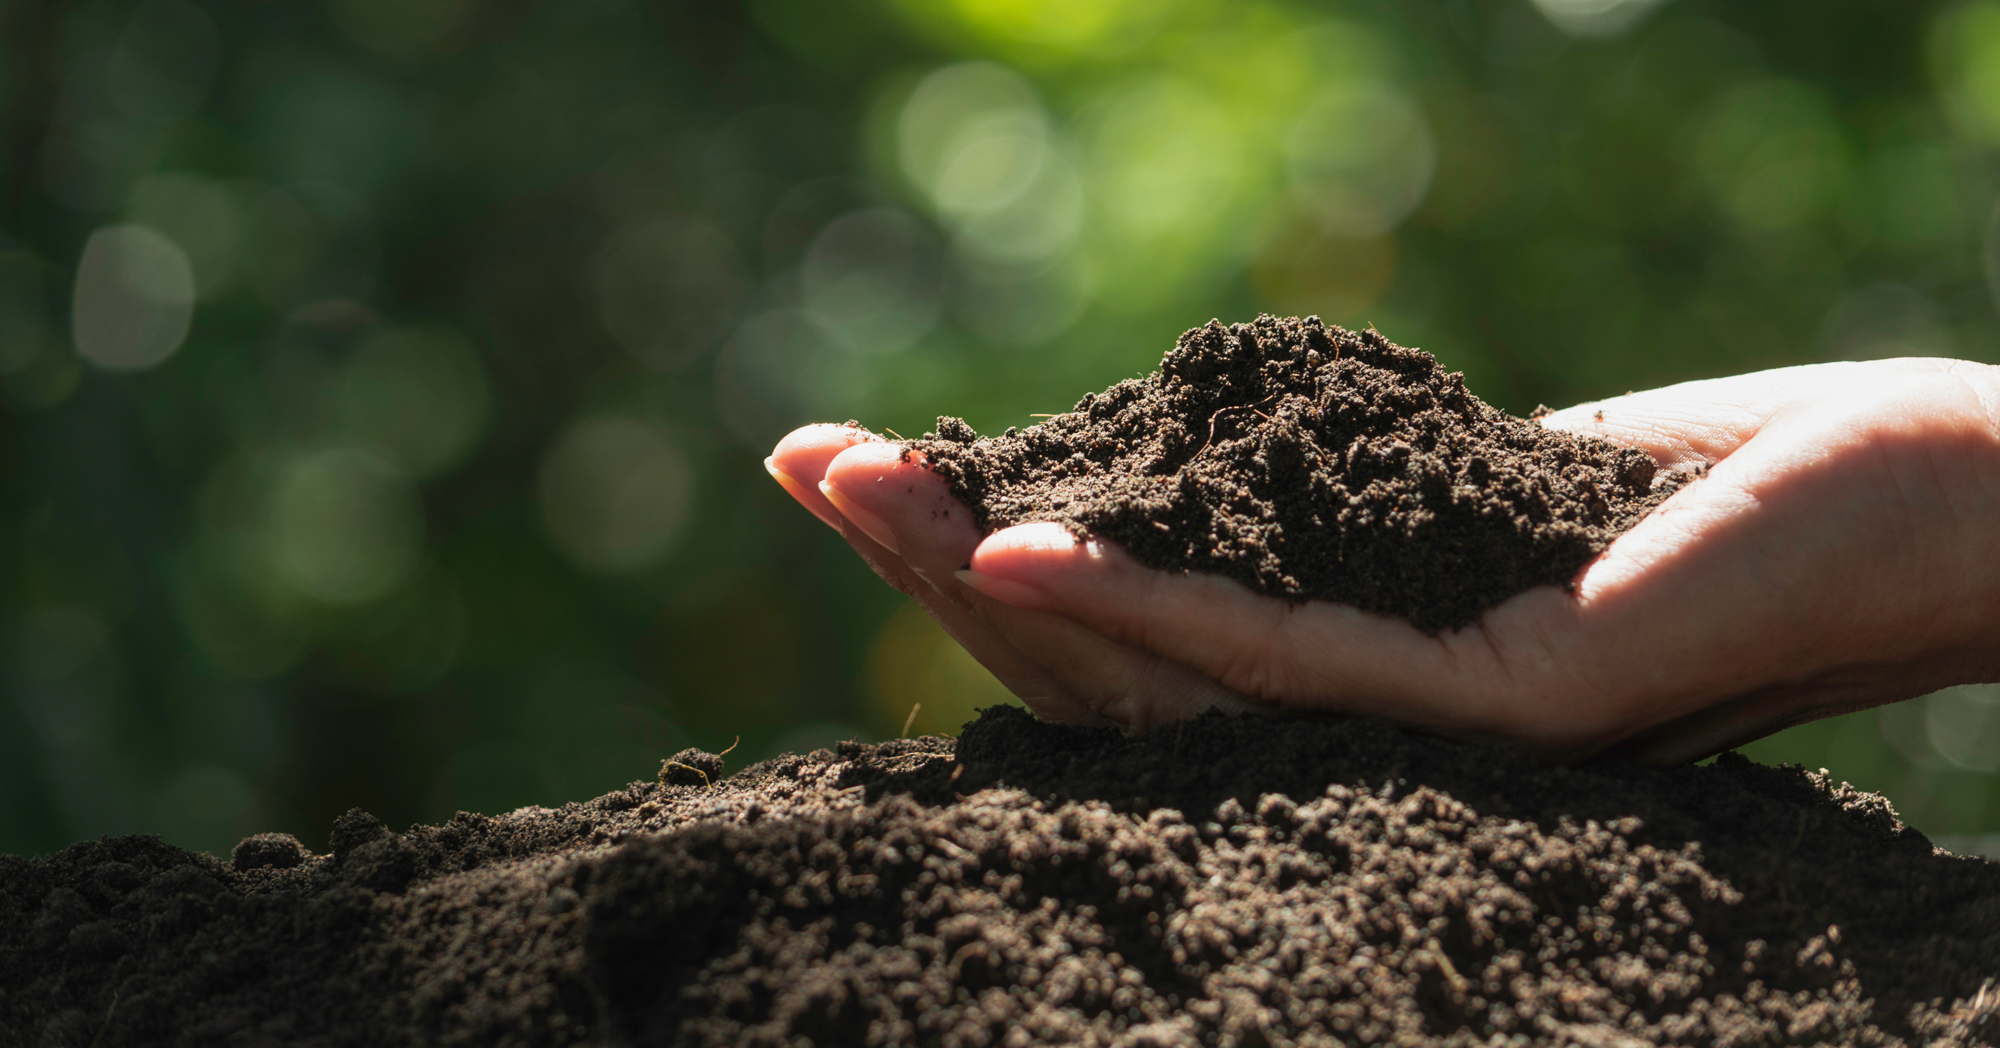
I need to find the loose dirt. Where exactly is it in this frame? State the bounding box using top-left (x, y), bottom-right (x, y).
top-left (908, 315), bottom-right (1684, 632)
top-left (4, 707), bottom-right (1996, 1047)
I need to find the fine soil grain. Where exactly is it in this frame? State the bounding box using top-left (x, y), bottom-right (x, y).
top-left (908, 315), bottom-right (1686, 632)
top-left (4, 707), bottom-right (1998, 1047)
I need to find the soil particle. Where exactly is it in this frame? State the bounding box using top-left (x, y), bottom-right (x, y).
top-left (231, 832), bottom-right (308, 872)
top-left (4, 708), bottom-right (1998, 1047)
top-left (908, 315), bottom-right (1686, 632)
top-left (660, 746), bottom-right (729, 789)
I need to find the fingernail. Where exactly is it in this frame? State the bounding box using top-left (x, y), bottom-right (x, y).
top-left (955, 569), bottom-right (1049, 610)
top-left (765, 458), bottom-right (844, 530)
top-left (819, 480), bottom-right (899, 554)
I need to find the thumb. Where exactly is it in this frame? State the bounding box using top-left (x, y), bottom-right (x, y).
top-left (1536, 364), bottom-right (1840, 471)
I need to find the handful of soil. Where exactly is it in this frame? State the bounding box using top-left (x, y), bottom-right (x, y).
top-left (910, 315), bottom-right (1687, 632)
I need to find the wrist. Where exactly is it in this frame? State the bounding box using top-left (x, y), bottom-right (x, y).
top-left (1946, 363), bottom-right (2000, 680)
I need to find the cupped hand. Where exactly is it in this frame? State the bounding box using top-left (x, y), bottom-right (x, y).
top-left (771, 359), bottom-right (2000, 763)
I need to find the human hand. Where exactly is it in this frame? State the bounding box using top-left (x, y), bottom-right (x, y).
top-left (770, 359), bottom-right (2000, 763)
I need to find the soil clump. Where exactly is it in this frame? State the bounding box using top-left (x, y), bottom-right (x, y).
top-left (4, 707), bottom-right (1998, 1046)
top-left (908, 315), bottom-right (1686, 632)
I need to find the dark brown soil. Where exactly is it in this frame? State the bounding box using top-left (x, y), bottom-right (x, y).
top-left (5, 707), bottom-right (1998, 1047)
top-left (908, 315), bottom-right (1685, 632)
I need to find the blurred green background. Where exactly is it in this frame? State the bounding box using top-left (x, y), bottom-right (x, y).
top-left (6, 0), bottom-right (2000, 858)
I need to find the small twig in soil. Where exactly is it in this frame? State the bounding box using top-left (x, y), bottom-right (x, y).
top-left (902, 703), bottom-right (922, 739)
top-left (660, 761), bottom-right (711, 788)
top-left (1184, 394), bottom-right (1286, 467)
top-left (90, 992), bottom-right (121, 1048)
top-left (879, 752), bottom-right (952, 774)
top-left (1429, 942), bottom-right (1468, 994)
top-left (659, 736), bottom-right (740, 790)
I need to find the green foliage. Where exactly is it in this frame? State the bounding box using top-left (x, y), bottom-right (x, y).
top-left (3, 0), bottom-right (1997, 855)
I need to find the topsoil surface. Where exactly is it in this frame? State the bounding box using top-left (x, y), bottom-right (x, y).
top-left (4, 706), bottom-right (1997, 1047)
top-left (909, 315), bottom-right (1684, 632)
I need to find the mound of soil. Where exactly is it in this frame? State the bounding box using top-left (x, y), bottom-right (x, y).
top-left (908, 315), bottom-right (1685, 632)
top-left (5, 707), bottom-right (1997, 1047)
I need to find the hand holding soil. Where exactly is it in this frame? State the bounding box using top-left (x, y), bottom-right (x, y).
top-left (771, 321), bottom-right (2000, 763)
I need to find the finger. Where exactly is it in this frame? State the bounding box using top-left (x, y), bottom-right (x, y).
top-left (1537, 367), bottom-right (1833, 470)
top-left (822, 441), bottom-right (982, 594)
top-left (962, 523), bottom-right (1548, 738)
top-left (1537, 358), bottom-right (1984, 471)
top-left (815, 441), bottom-right (1104, 723)
top-left (824, 446), bottom-right (1254, 730)
top-left (768, 423), bottom-right (879, 531)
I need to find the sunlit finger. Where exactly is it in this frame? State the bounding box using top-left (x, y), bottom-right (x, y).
top-left (768, 423), bottom-right (877, 530)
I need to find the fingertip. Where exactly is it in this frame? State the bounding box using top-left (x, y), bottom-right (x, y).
top-left (819, 480), bottom-right (900, 554)
top-left (768, 423), bottom-right (878, 531)
top-left (771, 423), bottom-right (882, 479)
top-left (824, 438), bottom-right (920, 476)
top-left (774, 421), bottom-right (878, 449)
top-left (819, 440), bottom-right (948, 549)
top-left (970, 523), bottom-right (1118, 585)
top-left (975, 521), bottom-right (1091, 556)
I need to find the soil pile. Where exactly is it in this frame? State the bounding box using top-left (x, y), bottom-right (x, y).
top-left (909, 315), bottom-right (1685, 632)
top-left (4, 708), bottom-right (1998, 1047)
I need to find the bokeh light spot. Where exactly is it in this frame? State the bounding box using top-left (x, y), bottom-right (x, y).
top-left (72, 224), bottom-right (197, 372)
top-left (802, 207), bottom-right (942, 353)
top-left (952, 259), bottom-right (1091, 346)
top-left (273, 448), bottom-right (425, 604)
top-left (126, 173), bottom-right (253, 300)
top-left (1854, 144), bottom-right (1964, 253)
top-left (1287, 86), bottom-right (1436, 237)
top-left (335, 325), bottom-right (491, 477)
top-left (1939, 1), bottom-right (2000, 143)
top-left (715, 310), bottom-right (834, 449)
top-left (172, 560), bottom-right (307, 680)
top-left (933, 111), bottom-right (1051, 216)
top-left (1087, 77), bottom-right (1247, 243)
top-left (951, 156), bottom-right (1084, 271)
top-left (1526, 0), bottom-right (1669, 39)
top-left (1819, 284), bottom-right (1952, 361)
top-left (897, 63), bottom-right (1042, 200)
top-left (898, 63), bottom-right (1082, 271)
top-left (539, 417), bottom-right (693, 572)
top-left (1691, 80), bottom-right (1849, 231)
top-left (1926, 684), bottom-right (2000, 772)
top-left (590, 217), bottom-right (746, 371)
top-left (105, 0), bottom-right (221, 121)
top-left (894, 0), bottom-right (1162, 60)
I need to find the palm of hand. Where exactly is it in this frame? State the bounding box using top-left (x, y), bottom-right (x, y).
top-left (770, 359), bottom-right (2000, 763)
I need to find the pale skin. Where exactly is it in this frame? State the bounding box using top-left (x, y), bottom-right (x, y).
top-left (768, 358), bottom-right (2000, 764)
